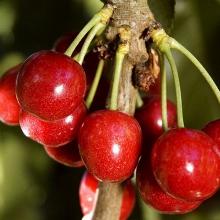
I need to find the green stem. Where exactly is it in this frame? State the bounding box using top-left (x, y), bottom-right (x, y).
top-left (164, 48), bottom-right (185, 128)
top-left (64, 15), bottom-right (101, 57)
top-left (110, 51), bottom-right (125, 110)
top-left (160, 54), bottom-right (168, 131)
top-left (86, 59), bottom-right (105, 109)
top-left (170, 38), bottom-right (220, 104)
top-left (78, 23), bottom-right (105, 65)
top-left (136, 91), bottom-right (144, 108)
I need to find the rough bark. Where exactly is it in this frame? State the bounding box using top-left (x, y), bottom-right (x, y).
top-left (92, 1), bottom-right (155, 220)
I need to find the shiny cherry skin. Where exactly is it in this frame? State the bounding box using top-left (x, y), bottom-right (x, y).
top-left (136, 156), bottom-right (201, 214)
top-left (151, 128), bottom-right (219, 202)
top-left (135, 96), bottom-right (176, 143)
top-left (16, 50), bottom-right (86, 121)
top-left (44, 140), bottom-right (84, 167)
top-left (203, 119), bottom-right (220, 157)
top-left (79, 110), bottom-right (142, 182)
top-left (0, 65), bottom-right (21, 125)
top-left (79, 172), bottom-right (136, 220)
top-left (20, 102), bottom-right (87, 146)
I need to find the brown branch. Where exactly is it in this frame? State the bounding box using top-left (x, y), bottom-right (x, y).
top-left (92, 1), bottom-right (155, 220)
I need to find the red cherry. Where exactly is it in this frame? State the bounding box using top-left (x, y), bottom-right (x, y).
top-left (151, 128), bottom-right (219, 201)
top-left (79, 110), bottom-right (142, 182)
top-left (136, 156), bottom-right (201, 214)
top-left (16, 50), bottom-right (86, 121)
top-left (79, 172), bottom-right (136, 220)
top-left (135, 96), bottom-right (176, 142)
top-left (53, 32), bottom-right (79, 54)
top-left (203, 119), bottom-right (220, 157)
top-left (148, 76), bottom-right (161, 95)
top-left (44, 141), bottom-right (84, 167)
top-left (0, 65), bottom-right (21, 125)
top-left (20, 103), bottom-right (87, 146)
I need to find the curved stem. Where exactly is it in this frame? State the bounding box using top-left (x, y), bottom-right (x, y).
top-left (170, 38), bottom-right (220, 104)
top-left (110, 51), bottom-right (125, 110)
top-left (164, 48), bottom-right (185, 128)
top-left (86, 59), bottom-right (105, 109)
top-left (136, 91), bottom-right (144, 108)
top-left (78, 23), bottom-right (105, 65)
top-left (64, 15), bottom-right (101, 57)
top-left (160, 54), bottom-right (168, 131)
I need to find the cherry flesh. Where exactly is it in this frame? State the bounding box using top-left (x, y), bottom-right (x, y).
top-left (79, 172), bottom-right (136, 220)
top-left (135, 96), bottom-right (176, 143)
top-left (44, 140), bottom-right (84, 167)
top-left (79, 110), bottom-right (142, 182)
top-left (0, 65), bottom-right (21, 125)
top-left (20, 102), bottom-right (87, 146)
top-left (151, 128), bottom-right (219, 202)
top-left (136, 156), bottom-right (201, 214)
top-left (16, 50), bottom-right (86, 121)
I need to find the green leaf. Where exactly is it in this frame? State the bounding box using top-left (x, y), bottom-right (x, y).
top-left (148, 0), bottom-right (176, 33)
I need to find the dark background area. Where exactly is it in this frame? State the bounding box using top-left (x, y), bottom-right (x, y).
top-left (0, 0), bottom-right (220, 219)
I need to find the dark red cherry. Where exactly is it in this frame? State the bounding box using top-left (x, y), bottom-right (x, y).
top-left (135, 96), bottom-right (176, 142)
top-left (16, 50), bottom-right (86, 121)
top-left (0, 65), bottom-right (21, 125)
top-left (44, 141), bottom-right (84, 167)
top-left (79, 172), bottom-right (135, 220)
top-left (151, 128), bottom-right (219, 202)
top-left (203, 119), bottom-right (220, 157)
top-left (136, 156), bottom-right (201, 214)
top-left (53, 32), bottom-right (79, 54)
top-left (20, 103), bottom-right (87, 146)
top-left (79, 110), bottom-right (142, 182)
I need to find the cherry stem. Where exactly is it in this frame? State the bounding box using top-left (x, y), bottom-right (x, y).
top-left (64, 4), bottom-right (113, 57)
top-left (170, 38), bottom-right (220, 104)
top-left (86, 59), bottom-right (105, 109)
top-left (160, 54), bottom-right (168, 131)
top-left (164, 47), bottom-right (185, 128)
top-left (110, 50), bottom-right (125, 110)
top-left (78, 23), bottom-right (105, 65)
top-left (109, 26), bottom-right (131, 110)
top-left (136, 91), bottom-right (144, 108)
top-left (64, 16), bottom-right (100, 57)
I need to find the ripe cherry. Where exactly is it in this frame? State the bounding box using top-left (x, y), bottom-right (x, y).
top-left (20, 103), bottom-right (86, 146)
top-left (151, 128), bottom-right (219, 202)
top-left (16, 50), bottom-right (86, 121)
top-left (44, 141), bottom-right (84, 167)
top-left (53, 32), bottom-right (79, 54)
top-left (0, 64), bottom-right (21, 125)
top-left (79, 110), bottom-right (142, 182)
top-left (79, 172), bottom-right (136, 220)
top-left (203, 119), bottom-right (220, 157)
top-left (135, 96), bottom-right (176, 143)
top-left (136, 156), bottom-right (201, 214)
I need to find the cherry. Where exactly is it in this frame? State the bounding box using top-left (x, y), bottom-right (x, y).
top-left (203, 119), bottom-right (220, 157)
top-left (136, 156), bottom-right (201, 214)
top-left (79, 172), bottom-right (136, 220)
top-left (53, 32), bottom-right (79, 54)
top-left (20, 102), bottom-right (86, 146)
top-left (78, 110), bottom-right (142, 182)
top-left (0, 64), bottom-right (21, 125)
top-left (44, 140), bottom-right (84, 167)
top-left (16, 50), bottom-right (86, 121)
top-left (151, 128), bottom-right (219, 202)
top-left (135, 96), bottom-right (176, 143)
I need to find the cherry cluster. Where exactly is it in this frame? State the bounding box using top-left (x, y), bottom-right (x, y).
top-left (1, 3), bottom-right (220, 219)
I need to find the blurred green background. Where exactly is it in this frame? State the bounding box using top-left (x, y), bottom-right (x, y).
top-left (0, 0), bottom-right (220, 219)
